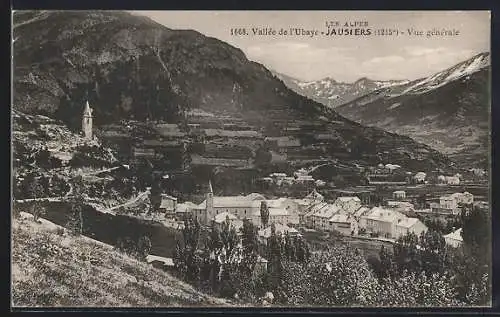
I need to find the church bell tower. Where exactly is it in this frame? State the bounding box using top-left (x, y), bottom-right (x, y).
top-left (82, 100), bottom-right (93, 140)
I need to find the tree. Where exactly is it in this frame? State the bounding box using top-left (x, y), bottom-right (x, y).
top-left (377, 245), bottom-right (394, 278)
top-left (137, 235), bottom-right (152, 261)
top-left (393, 232), bottom-right (421, 274)
top-left (240, 219), bottom-right (258, 276)
top-left (26, 176), bottom-right (46, 223)
top-left (260, 201), bottom-right (270, 228)
top-left (174, 215), bottom-right (201, 282)
top-left (456, 203), bottom-right (491, 305)
top-left (419, 229), bottom-right (448, 275)
top-left (66, 176), bottom-right (86, 235)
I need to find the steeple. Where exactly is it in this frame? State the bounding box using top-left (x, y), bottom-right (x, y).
top-left (208, 179), bottom-right (213, 194)
top-left (205, 179), bottom-right (214, 226)
top-left (83, 100), bottom-right (92, 117)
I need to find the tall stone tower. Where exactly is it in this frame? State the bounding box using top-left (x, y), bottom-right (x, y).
top-left (82, 100), bottom-right (93, 139)
top-left (204, 180), bottom-right (214, 225)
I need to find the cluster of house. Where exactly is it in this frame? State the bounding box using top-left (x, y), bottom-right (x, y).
top-left (437, 174), bottom-right (461, 185)
top-left (259, 170), bottom-right (326, 187)
top-left (430, 191), bottom-right (474, 215)
top-left (301, 191), bottom-right (428, 240)
top-left (157, 183), bottom-right (474, 248)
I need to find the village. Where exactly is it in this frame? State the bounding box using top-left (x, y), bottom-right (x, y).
top-left (12, 99), bottom-right (490, 307)
top-left (13, 100), bottom-right (488, 272)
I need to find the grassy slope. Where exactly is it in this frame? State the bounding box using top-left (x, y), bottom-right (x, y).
top-left (11, 212), bottom-right (231, 307)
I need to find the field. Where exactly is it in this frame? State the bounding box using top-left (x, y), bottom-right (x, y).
top-left (11, 213), bottom-right (231, 307)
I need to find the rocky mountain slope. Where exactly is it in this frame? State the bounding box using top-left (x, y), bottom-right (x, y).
top-left (11, 212), bottom-right (231, 307)
top-left (335, 53), bottom-right (490, 169)
top-left (273, 71), bottom-right (409, 109)
top-left (12, 10), bottom-right (453, 173)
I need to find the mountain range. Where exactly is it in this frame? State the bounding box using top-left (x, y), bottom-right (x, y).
top-left (273, 72), bottom-right (409, 109)
top-left (12, 10), bottom-right (453, 176)
top-left (275, 53), bottom-right (490, 169)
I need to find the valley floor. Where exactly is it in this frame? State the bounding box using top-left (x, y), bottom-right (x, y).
top-left (11, 212), bottom-right (231, 308)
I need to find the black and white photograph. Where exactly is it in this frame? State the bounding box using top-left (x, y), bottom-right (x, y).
top-left (11, 10), bottom-right (491, 308)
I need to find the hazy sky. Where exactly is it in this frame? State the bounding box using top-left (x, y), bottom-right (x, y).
top-left (135, 11), bottom-right (490, 82)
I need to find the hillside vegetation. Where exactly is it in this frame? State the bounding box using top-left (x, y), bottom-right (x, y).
top-left (11, 213), bottom-right (231, 307)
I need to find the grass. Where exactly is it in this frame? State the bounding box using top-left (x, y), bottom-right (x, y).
top-left (11, 212), bottom-right (231, 307)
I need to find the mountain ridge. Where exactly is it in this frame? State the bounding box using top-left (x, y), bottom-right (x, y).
top-left (12, 10), bottom-right (454, 174)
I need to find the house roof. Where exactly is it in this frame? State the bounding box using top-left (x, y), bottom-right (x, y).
top-left (176, 202), bottom-right (197, 213)
top-left (395, 217), bottom-right (421, 228)
top-left (314, 204), bottom-right (340, 219)
top-left (444, 228), bottom-right (463, 242)
top-left (146, 255), bottom-right (174, 267)
top-left (196, 196), bottom-right (262, 209)
top-left (329, 213), bottom-right (351, 223)
top-left (269, 207), bottom-right (289, 216)
top-left (354, 206), bottom-right (370, 218)
top-left (336, 196), bottom-right (361, 202)
top-left (362, 207), bottom-right (405, 223)
top-left (246, 193), bottom-right (266, 200)
top-left (393, 190), bottom-right (406, 194)
top-left (265, 198), bottom-right (289, 208)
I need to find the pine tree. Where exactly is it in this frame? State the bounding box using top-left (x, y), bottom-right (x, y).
top-left (260, 201), bottom-right (270, 228)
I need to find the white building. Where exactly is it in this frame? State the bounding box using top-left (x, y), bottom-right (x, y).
top-left (451, 192), bottom-right (474, 205)
top-left (393, 190), bottom-right (406, 200)
top-left (431, 192), bottom-right (474, 215)
top-left (159, 194), bottom-right (177, 216)
top-left (359, 207), bottom-right (407, 239)
top-left (265, 198), bottom-right (300, 225)
top-left (443, 228), bottom-right (463, 248)
top-left (213, 212), bottom-right (243, 232)
top-left (446, 176), bottom-right (460, 185)
top-left (314, 204), bottom-right (341, 232)
top-left (414, 172), bottom-right (426, 183)
top-left (329, 213), bottom-right (357, 236)
top-left (257, 224), bottom-right (300, 246)
top-left (394, 217), bottom-right (428, 240)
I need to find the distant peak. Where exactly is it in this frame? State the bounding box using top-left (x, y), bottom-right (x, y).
top-left (354, 77), bottom-right (372, 84)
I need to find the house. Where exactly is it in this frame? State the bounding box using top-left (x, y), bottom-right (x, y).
top-left (431, 192), bottom-right (473, 215)
top-left (393, 190), bottom-right (406, 200)
top-left (329, 213), bottom-right (357, 236)
top-left (296, 174), bottom-right (315, 184)
top-left (413, 172), bottom-right (426, 183)
top-left (443, 228), bottom-right (463, 248)
top-left (311, 204), bottom-right (340, 232)
top-left (146, 255), bottom-right (175, 272)
top-left (394, 217), bottom-right (428, 240)
top-left (175, 202), bottom-right (198, 219)
top-left (353, 206), bottom-right (370, 221)
top-left (385, 164), bottom-right (401, 173)
top-left (359, 207), bottom-right (406, 239)
top-left (302, 202), bottom-right (329, 228)
top-left (265, 198), bottom-right (300, 225)
top-left (159, 194), bottom-right (177, 216)
top-left (387, 201), bottom-right (416, 217)
top-left (213, 212), bottom-right (243, 232)
top-left (269, 173), bottom-right (288, 185)
top-left (446, 176), bottom-right (460, 185)
top-left (450, 192), bottom-right (474, 205)
top-left (257, 223), bottom-right (300, 246)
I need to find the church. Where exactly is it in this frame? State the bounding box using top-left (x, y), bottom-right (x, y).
top-left (190, 181), bottom-right (300, 228)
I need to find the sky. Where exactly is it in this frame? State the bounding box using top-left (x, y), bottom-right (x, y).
top-left (135, 11), bottom-right (490, 82)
